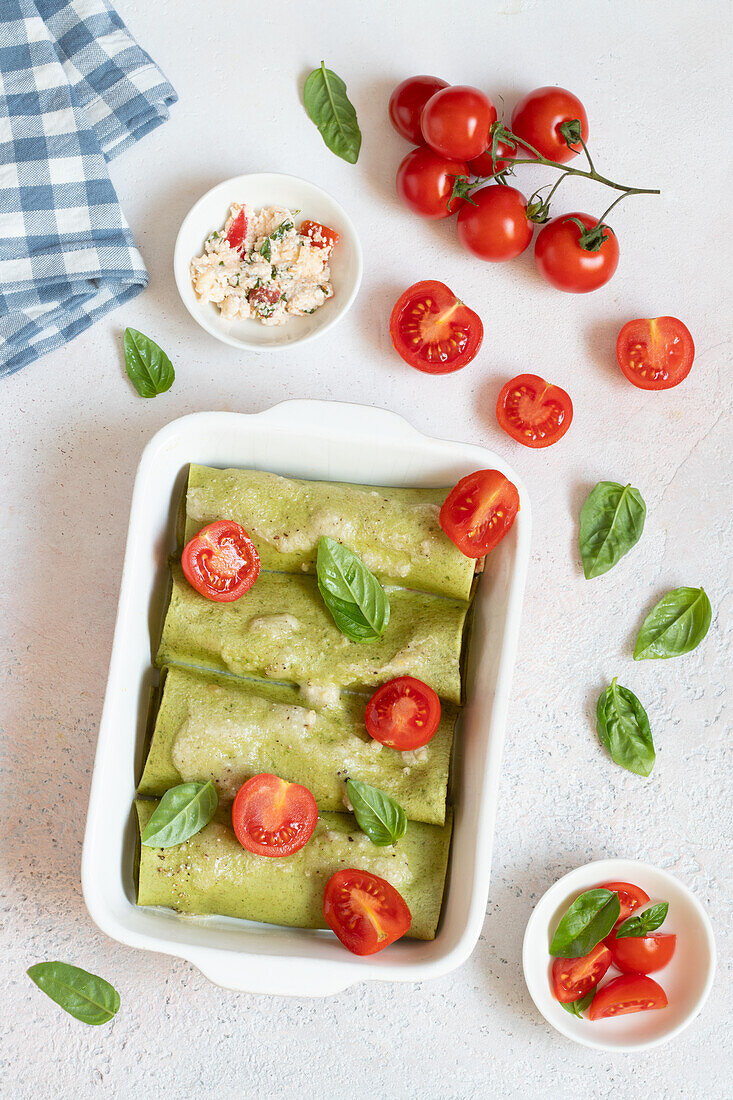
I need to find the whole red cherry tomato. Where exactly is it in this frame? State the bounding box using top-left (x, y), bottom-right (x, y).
top-left (535, 213), bottom-right (619, 293)
top-left (389, 75), bottom-right (449, 144)
top-left (396, 147), bottom-right (467, 219)
top-left (421, 85), bottom-right (497, 161)
top-left (616, 317), bottom-right (695, 390)
top-left (511, 86), bottom-right (589, 163)
top-left (457, 185), bottom-right (533, 262)
top-left (468, 138), bottom-right (517, 177)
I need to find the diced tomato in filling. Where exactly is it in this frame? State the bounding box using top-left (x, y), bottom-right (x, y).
top-left (226, 209), bottom-right (247, 251)
top-left (300, 219), bottom-right (339, 251)
top-left (248, 286), bottom-right (281, 311)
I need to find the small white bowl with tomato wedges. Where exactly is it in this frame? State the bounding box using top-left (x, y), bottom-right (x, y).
top-left (522, 858), bottom-right (716, 1051)
top-left (174, 173), bottom-right (363, 352)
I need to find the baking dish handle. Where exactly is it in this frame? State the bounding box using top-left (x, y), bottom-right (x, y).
top-left (188, 949), bottom-right (363, 997)
top-left (257, 399), bottom-right (423, 443)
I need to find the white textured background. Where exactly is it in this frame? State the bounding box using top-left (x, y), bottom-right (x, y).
top-left (1, 0), bottom-right (731, 1096)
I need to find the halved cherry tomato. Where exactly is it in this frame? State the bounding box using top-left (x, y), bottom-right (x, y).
top-left (388, 75), bottom-right (449, 144)
top-left (469, 138), bottom-right (517, 177)
top-left (226, 208), bottom-right (247, 250)
top-left (535, 212), bottom-right (619, 293)
top-left (396, 147), bottom-right (468, 219)
top-left (440, 469), bottom-right (520, 558)
top-left (323, 869), bottom-right (411, 955)
top-left (232, 773), bottom-right (318, 857)
top-left (457, 185), bottom-right (533, 262)
top-left (390, 280), bottom-right (483, 373)
top-left (421, 86), bottom-right (497, 161)
top-left (616, 317), bottom-right (695, 390)
top-left (609, 932), bottom-right (677, 975)
top-left (496, 373), bottom-right (573, 448)
top-left (552, 943), bottom-right (612, 1003)
top-left (300, 219), bottom-right (339, 252)
top-left (181, 520), bottom-right (260, 602)
top-left (588, 974), bottom-right (668, 1020)
top-left (365, 677), bottom-right (441, 750)
top-left (599, 881), bottom-right (650, 926)
top-left (511, 86), bottom-right (589, 163)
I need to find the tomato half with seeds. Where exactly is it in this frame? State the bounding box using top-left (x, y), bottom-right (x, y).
top-left (323, 869), bottom-right (411, 955)
top-left (588, 974), bottom-right (668, 1020)
top-left (440, 469), bottom-right (520, 558)
top-left (552, 943), bottom-right (612, 1003)
top-left (511, 86), bottom-right (589, 163)
top-left (396, 147), bottom-right (468, 219)
top-left (232, 774), bottom-right (318, 857)
top-left (599, 881), bottom-right (650, 927)
top-left (616, 317), bottom-right (695, 390)
top-left (609, 932), bottom-right (677, 975)
top-left (181, 520), bottom-right (260, 602)
top-left (388, 75), bottom-right (449, 144)
top-left (535, 213), bottom-right (619, 293)
top-left (365, 677), bottom-right (441, 750)
top-left (390, 280), bottom-right (483, 373)
top-left (300, 219), bottom-right (339, 252)
top-left (496, 373), bottom-right (573, 448)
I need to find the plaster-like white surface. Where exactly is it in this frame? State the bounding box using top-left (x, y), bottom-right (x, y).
top-left (1, 1), bottom-right (730, 1096)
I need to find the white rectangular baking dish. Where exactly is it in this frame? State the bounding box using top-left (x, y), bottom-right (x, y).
top-left (81, 401), bottom-right (531, 995)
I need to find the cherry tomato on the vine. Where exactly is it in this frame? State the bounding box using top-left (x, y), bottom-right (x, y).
top-left (469, 139), bottom-right (518, 178)
top-left (496, 373), bottom-right (573, 447)
top-left (511, 86), bottom-right (589, 163)
top-left (457, 185), bottom-right (533, 262)
top-left (421, 85), bottom-right (497, 161)
top-left (534, 213), bottom-right (619, 293)
top-left (396, 147), bottom-right (467, 219)
top-left (616, 317), bottom-right (695, 390)
top-left (389, 280), bottom-right (483, 373)
top-left (389, 75), bottom-right (449, 144)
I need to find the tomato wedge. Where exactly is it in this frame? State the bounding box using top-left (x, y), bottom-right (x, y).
top-left (232, 773), bottom-right (318, 857)
top-left (365, 677), bottom-right (441, 750)
top-left (588, 974), bottom-right (668, 1020)
top-left (496, 373), bottom-right (573, 448)
top-left (552, 943), bottom-right (612, 1003)
top-left (389, 280), bottom-right (483, 374)
top-left (440, 469), bottom-right (519, 558)
top-left (616, 316), bottom-right (695, 390)
top-left (323, 869), bottom-right (411, 955)
top-left (609, 932), bottom-right (677, 974)
top-left (300, 219), bottom-right (339, 252)
top-left (600, 881), bottom-right (650, 927)
top-left (181, 520), bottom-right (260, 602)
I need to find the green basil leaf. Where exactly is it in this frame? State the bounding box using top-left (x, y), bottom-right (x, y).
top-left (596, 677), bottom-right (655, 777)
top-left (346, 779), bottom-right (406, 846)
top-left (579, 481), bottom-right (646, 579)
top-left (633, 586), bottom-right (712, 660)
top-left (27, 962), bottom-right (120, 1026)
top-left (560, 987), bottom-right (596, 1017)
top-left (616, 902), bottom-right (669, 938)
top-left (123, 328), bottom-right (174, 398)
top-left (316, 536), bottom-right (390, 643)
top-left (303, 61), bottom-right (361, 164)
top-left (141, 781), bottom-right (218, 848)
top-left (549, 888), bottom-right (620, 958)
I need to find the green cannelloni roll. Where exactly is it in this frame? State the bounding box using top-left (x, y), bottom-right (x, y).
top-left (135, 801), bottom-right (452, 940)
top-left (156, 564), bottom-right (468, 704)
top-left (182, 465), bottom-right (476, 601)
top-left (138, 667), bottom-right (455, 825)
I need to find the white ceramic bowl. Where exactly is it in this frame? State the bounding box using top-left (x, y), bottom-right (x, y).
top-left (173, 173), bottom-right (363, 351)
top-left (81, 401), bottom-right (530, 996)
top-left (523, 858), bottom-right (716, 1051)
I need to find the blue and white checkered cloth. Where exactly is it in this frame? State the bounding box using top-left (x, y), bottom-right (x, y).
top-left (0, 0), bottom-right (176, 377)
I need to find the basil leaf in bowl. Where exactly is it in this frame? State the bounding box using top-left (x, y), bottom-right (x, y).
top-left (346, 779), bottom-right (407, 846)
top-left (633, 586), bottom-right (712, 660)
top-left (141, 781), bottom-right (218, 848)
top-left (27, 962), bottom-right (120, 1026)
top-left (316, 536), bottom-right (390, 642)
top-left (596, 678), bottom-right (655, 777)
top-left (579, 481), bottom-right (646, 579)
top-left (616, 902), bottom-right (669, 938)
top-left (549, 888), bottom-right (620, 958)
top-left (560, 987), bottom-right (596, 1017)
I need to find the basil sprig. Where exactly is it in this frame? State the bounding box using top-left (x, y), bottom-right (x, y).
top-left (579, 481), bottom-right (646, 579)
top-left (316, 536), bottom-right (390, 642)
top-left (596, 678), bottom-right (655, 777)
top-left (633, 586), bottom-right (712, 660)
top-left (141, 781), bottom-right (218, 848)
top-left (346, 779), bottom-right (406, 846)
top-left (616, 902), bottom-right (669, 938)
top-left (123, 327), bottom-right (174, 398)
top-left (303, 61), bottom-right (361, 163)
top-left (549, 889), bottom-right (620, 958)
top-left (27, 962), bottom-right (120, 1026)
top-left (560, 987), bottom-right (596, 1017)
